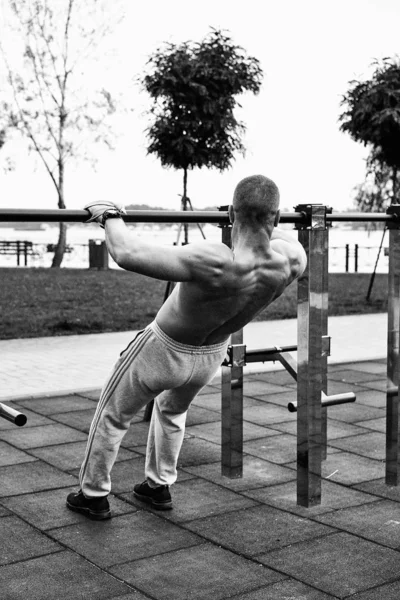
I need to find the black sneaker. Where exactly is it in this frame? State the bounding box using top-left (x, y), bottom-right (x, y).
top-left (66, 489), bottom-right (111, 520)
top-left (133, 480), bottom-right (172, 510)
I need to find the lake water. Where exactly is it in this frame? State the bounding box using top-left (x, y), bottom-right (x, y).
top-left (0, 222), bottom-right (390, 273)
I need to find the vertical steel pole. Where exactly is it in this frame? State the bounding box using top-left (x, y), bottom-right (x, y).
top-left (219, 207), bottom-right (244, 478)
top-left (386, 205), bottom-right (400, 485)
top-left (295, 204), bottom-right (328, 507)
top-left (321, 217), bottom-right (330, 460)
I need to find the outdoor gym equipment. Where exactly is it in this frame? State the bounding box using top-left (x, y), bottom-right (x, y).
top-left (1, 204), bottom-right (400, 507)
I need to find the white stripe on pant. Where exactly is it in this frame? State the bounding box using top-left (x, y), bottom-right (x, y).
top-left (80, 320), bottom-right (228, 497)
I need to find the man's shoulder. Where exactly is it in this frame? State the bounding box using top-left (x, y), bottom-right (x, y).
top-left (270, 238), bottom-right (307, 280)
top-left (183, 241), bottom-right (233, 263)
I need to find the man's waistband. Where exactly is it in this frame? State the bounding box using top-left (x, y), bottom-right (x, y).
top-left (149, 320), bottom-right (228, 355)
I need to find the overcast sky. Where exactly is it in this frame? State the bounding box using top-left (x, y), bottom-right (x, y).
top-left (1, 0), bottom-right (399, 212)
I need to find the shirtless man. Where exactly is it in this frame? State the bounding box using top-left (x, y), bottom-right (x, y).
top-left (67, 174), bottom-right (307, 519)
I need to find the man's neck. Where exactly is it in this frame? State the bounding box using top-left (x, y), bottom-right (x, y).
top-left (231, 222), bottom-right (272, 253)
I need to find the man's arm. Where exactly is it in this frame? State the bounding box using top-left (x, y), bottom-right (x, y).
top-left (104, 218), bottom-right (231, 282)
top-left (270, 227), bottom-right (307, 279)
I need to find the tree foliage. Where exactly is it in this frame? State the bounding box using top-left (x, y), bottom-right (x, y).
top-left (340, 57), bottom-right (400, 203)
top-left (353, 156), bottom-right (400, 215)
top-left (141, 28), bottom-right (263, 202)
top-left (1, 0), bottom-right (121, 266)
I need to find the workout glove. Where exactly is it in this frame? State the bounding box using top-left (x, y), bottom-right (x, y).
top-left (83, 201), bottom-right (127, 224)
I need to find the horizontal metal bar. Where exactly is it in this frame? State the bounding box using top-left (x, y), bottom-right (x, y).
top-left (288, 392), bottom-right (356, 413)
top-left (245, 344), bottom-right (297, 363)
top-left (0, 402), bottom-right (27, 426)
top-left (1, 208), bottom-right (396, 225)
top-left (328, 212), bottom-right (391, 222)
top-left (0, 208), bottom-right (232, 224)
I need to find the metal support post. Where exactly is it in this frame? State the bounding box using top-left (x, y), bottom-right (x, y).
top-left (321, 215), bottom-right (330, 460)
top-left (386, 205), bottom-right (400, 485)
top-left (221, 341), bottom-right (245, 478)
top-left (295, 204), bottom-right (329, 507)
top-left (219, 207), bottom-right (245, 478)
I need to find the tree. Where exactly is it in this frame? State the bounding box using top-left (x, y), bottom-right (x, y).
top-left (353, 156), bottom-right (400, 218)
top-left (340, 57), bottom-right (400, 204)
top-left (1, 0), bottom-right (121, 267)
top-left (141, 28), bottom-right (263, 242)
top-left (340, 57), bottom-right (400, 299)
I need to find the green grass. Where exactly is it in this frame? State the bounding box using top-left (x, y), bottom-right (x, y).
top-left (0, 268), bottom-right (388, 340)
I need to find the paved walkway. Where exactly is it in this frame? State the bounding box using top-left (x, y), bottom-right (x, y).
top-left (0, 313), bottom-right (387, 401)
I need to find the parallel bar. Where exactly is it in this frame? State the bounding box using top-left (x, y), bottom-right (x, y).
top-left (0, 208), bottom-right (230, 224)
top-left (0, 208), bottom-right (303, 225)
top-left (328, 212), bottom-right (392, 222)
top-left (1, 208), bottom-right (398, 225)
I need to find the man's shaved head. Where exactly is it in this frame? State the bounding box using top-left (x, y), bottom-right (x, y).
top-left (232, 175), bottom-right (280, 228)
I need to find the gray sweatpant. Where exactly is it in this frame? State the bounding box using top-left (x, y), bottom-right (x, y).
top-left (80, 320), bottom-right (228, 497)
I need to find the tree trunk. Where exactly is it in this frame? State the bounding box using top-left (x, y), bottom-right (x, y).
top-left (182, 167), bottom-right (188, 245)
top-left (51, 161), bottom-right (67, 268)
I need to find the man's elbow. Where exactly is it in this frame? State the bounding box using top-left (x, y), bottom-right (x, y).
top-left (109, 246), bottom-right (130, 270)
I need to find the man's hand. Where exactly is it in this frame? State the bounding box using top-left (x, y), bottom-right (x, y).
top-left (83, 200), bottom-right (126, 224)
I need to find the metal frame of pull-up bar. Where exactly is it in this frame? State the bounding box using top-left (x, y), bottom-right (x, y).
top-left (0, 207), bottom-right (397, 224)
top-left (1, 205), bottom-right (400, 509)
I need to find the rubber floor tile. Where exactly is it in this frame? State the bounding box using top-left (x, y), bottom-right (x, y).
top-left (138, 477), bottom-right (257, 523)
top-left (0, 423), bottom-right (87, 449)
top-left (354, 478), bottom-right (400, 501)
top-left (328, 369), bottom-right (383, 384)
top-left (244, 434), bottom-right (297, 464)
top-left (15, 394), bottom-right (97, 414)
top-left (246, 475), bottom-right (379, 511)
top-left (231, 578), bottom-right (337, 599)
top-left (49, 409), bottom-right (96, 433)
top-left (0, 461), bottom-right (77, 496)
top-left (185, 504), bottom-right (334, 555)
top-left (0, 550), bottom-right (133, 600)
top-left (50, 511), bottom-right (202, 567)
top-left (176, 437), bottom-right (223, 467)
top-left (327, 403), bottom-right (385, 424)
top-left (348, 580), bottom-right (400, 599)
top-left (185, 455), bottom-right (296, 491)
top-left (186, 419), bottom-right (280, 445)
top-left (329, 431), bottom-right (385, 460)
top-left (259, 532), bottom-right (400, 598)
top-left (0, 515), bottom-right (62, 565)
top-left (319, 452), bottom-right (385, 485)
top-left (110, 543), bottom-right (285, 600)
top-left (30, 440), bottom-right (136, 471)
top-left (0, 440), bottom-right (37, 467)
top-left (1, 487), bottom-right (136, 530)
top-left (316, 499), bottom-right (400, 548)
